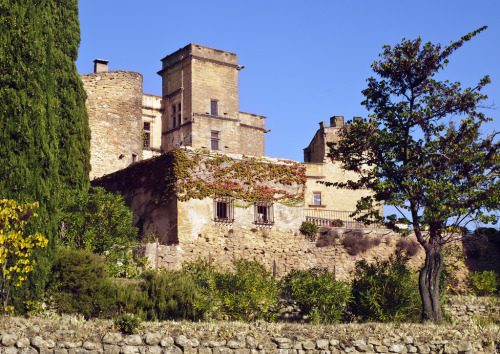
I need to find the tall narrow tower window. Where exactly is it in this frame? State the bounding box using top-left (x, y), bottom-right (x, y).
top-left (211, 130), bottom-right (220, 150)
top-left (210, 100), bottom-right (218, 116)
top-left (143, 122), bottom-right (151, 148)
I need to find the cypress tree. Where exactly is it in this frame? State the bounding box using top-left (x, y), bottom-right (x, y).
top-left (0, 0), bottom-right (90, 309)
top-left (49, 0), bottom-right (91, 191)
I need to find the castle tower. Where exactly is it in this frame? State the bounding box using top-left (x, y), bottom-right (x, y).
top-left (158, 44), bottom-right (268, 156)
top-left (82, 60), bottom-right (143, 179)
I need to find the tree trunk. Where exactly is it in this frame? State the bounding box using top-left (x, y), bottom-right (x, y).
top-left (419, 240), bottom-right (443, 322)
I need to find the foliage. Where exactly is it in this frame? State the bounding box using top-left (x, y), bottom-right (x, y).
top-left (0, 200), bottom-right (48, 313)
top-left (95, 149), bottom-right (306, 207)
top-left (299, 221), bottom-right (319, 237)
top-left (114, 313), bottom-right (142, 334)
top-left (439, 245), bottom-right (464, 296)
top-left (327, 26), bottom-right (500, 322)
top-left (183, 258), bottom-right (280, 322)
top-left (47, 247), bottom-right (119, 319)
top-left (349, 252), bottom-right (421, 323)
top-left (59, 187), bottom-right (140, 277)
top-left (466, 271), bottom-right (499, 296)
top-left (0, 1), bottom-right (90, 309)
top-left (395, 238), bottom-right (420, 257)
top-left (342, 232), bottom-right (381, 256)
top-left (280, 268), bottom-right (351, 324)
top-left (329, 219), bottom-right (344, 227)
top-left (137, 269), bottom-right (202, 321)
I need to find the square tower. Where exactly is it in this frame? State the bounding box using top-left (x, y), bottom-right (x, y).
top-left (158, 44), bottom-right (267, 156)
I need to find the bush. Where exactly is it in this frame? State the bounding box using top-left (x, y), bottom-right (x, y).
top-left (466, 271), bottom-right (499, 296)
top-left (183, 258), bottom-right (280, 322)
top-left (59, 187), bottom-right (140, 277)
top-left (300, 221), bottom-right (319, 238)
top-left (395, 238), bottom-right (420, 257)
top-left (114, 313), bottom-right (141, 334)
top-left (342, 231), bottom-right (381, 255)
top-left (316, 229), bottom-right (341, 247)
top-left (349, 251), bottom-right (421, 323)
top-left (280, 268), bottom-right (351, 324)
top-left (47, 247), bottom-right (120, 318)
top-left (137, 269), bottom-right (203, 321)
top-left (329, 219), bottom-right (344, 227)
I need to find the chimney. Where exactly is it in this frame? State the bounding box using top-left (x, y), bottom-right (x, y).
top-left (93, 59), bottom-right (109, 73)
top-left (330, 116), bottom-right (344, 127)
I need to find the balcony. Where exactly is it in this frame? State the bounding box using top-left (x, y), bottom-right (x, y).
top-left (305, 209), bottom-right (383, 229)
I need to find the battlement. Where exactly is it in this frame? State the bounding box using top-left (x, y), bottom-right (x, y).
top-left (159, 43), bottom-right (239, 73)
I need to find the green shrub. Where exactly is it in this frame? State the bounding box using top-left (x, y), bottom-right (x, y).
top-left (59, 187), bottom-right (141, 277)
top-left (137, 269), bottom-right (203, 321)
top-left (280, 268), bottom-right (351, 324)
top-left (47, 247), bottom-right (120, 318)
top-left (183, 258), bottom-right (280, 322)
top-left (466, 271), bottom-right (499, 296)
top-left (300, 221), bottom-right (319, 237)
top-left (349, 251), bottom-right (421, 323)
top-left (114, 313), bottom-right (141, 334)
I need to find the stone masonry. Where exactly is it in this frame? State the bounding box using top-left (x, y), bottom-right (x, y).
top-left (81, 63), bottom-right (143, 179)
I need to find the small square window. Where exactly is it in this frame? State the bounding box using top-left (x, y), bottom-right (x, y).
top-left (313, 192), bottom-right (322, 206)
top-left (254, 202), bottom-right (274, 225)
top-left (214, 197), bottom-right (234, 223)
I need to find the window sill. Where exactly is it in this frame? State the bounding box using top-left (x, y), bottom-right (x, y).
top-left (308, 204), bottom-right (326, 208)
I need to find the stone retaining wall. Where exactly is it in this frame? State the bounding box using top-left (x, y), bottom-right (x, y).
top-left (0, 329), bottom-right (495, 353)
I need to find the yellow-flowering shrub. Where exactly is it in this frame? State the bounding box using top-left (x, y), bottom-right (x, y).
top-left (0, 199), bottom-right (48, 313)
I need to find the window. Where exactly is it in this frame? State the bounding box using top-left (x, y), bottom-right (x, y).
top-left (143, 122), bottom-right (151, 148)
top-left (313, 192), bottom-right (322, 206)
top-left (210, 100), bottom-right (218, 116)
top-left (214, 196), bottom-right (234, 223)
top-left (132, 153), bottom-right (137, 163)
top-left (171, 103), bottom-right (181, 128)
top-left (211, 130), bottom-right (219, 151)
top-left (254, 202), bottom-right (274, 225)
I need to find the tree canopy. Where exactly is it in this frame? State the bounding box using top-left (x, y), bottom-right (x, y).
top-left (328, 26), bottom-right (500, 322)
top-left (0, 0), bottom-right (90, 307)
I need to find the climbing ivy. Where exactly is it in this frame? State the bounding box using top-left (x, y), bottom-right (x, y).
top-left (176, 149), bottom-right (306, 205)
top-left (94, 149), bottom-right (306, 207)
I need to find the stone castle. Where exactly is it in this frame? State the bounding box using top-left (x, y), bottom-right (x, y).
top-left (81, 44), bottom-right (397, 275)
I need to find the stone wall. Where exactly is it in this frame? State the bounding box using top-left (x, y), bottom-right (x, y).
top-left (141, 228), bottom-right (431, 279)
top-left (158, 44), bottom-right (266, 157)
top-left (0, 318), bottom-right (497, 353)
top-left (142, 93), bottom-right (163, 159)
top-left (303, 161), bottom-right (381, 215)
top-left (81, 70), bottom-right (143, 179)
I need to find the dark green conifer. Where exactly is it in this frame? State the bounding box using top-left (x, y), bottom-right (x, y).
top-left (0, 0), bottom-right (90, 309)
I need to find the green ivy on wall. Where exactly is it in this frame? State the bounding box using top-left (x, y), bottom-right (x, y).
top-left (176, 149), bottom-right (306, 206)
top-left (94, 148), bottom-right (306, 207)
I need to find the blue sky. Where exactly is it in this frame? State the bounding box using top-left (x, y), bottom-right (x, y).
top-left (76, 0), bottom-right (500, 164)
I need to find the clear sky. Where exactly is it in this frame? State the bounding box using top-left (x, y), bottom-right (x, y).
top-left (76, 0), bottom-right (500, 164)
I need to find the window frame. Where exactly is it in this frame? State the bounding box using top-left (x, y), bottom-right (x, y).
top-left (210, 100), bottom-right (218, 116)
top-left (254, 201), bottom-right (274, 226)
top-left (312, 192), bottom-right (322, 206)
top-left (143, 122), bottom-right (151, 148)
top-left (213, 196), bottom-right (235, 223)
top-left (211, 130), bottom-right (220, 151)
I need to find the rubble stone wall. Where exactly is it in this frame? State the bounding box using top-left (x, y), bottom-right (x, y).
top-left (81, 70), bottom-right (143, 179)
